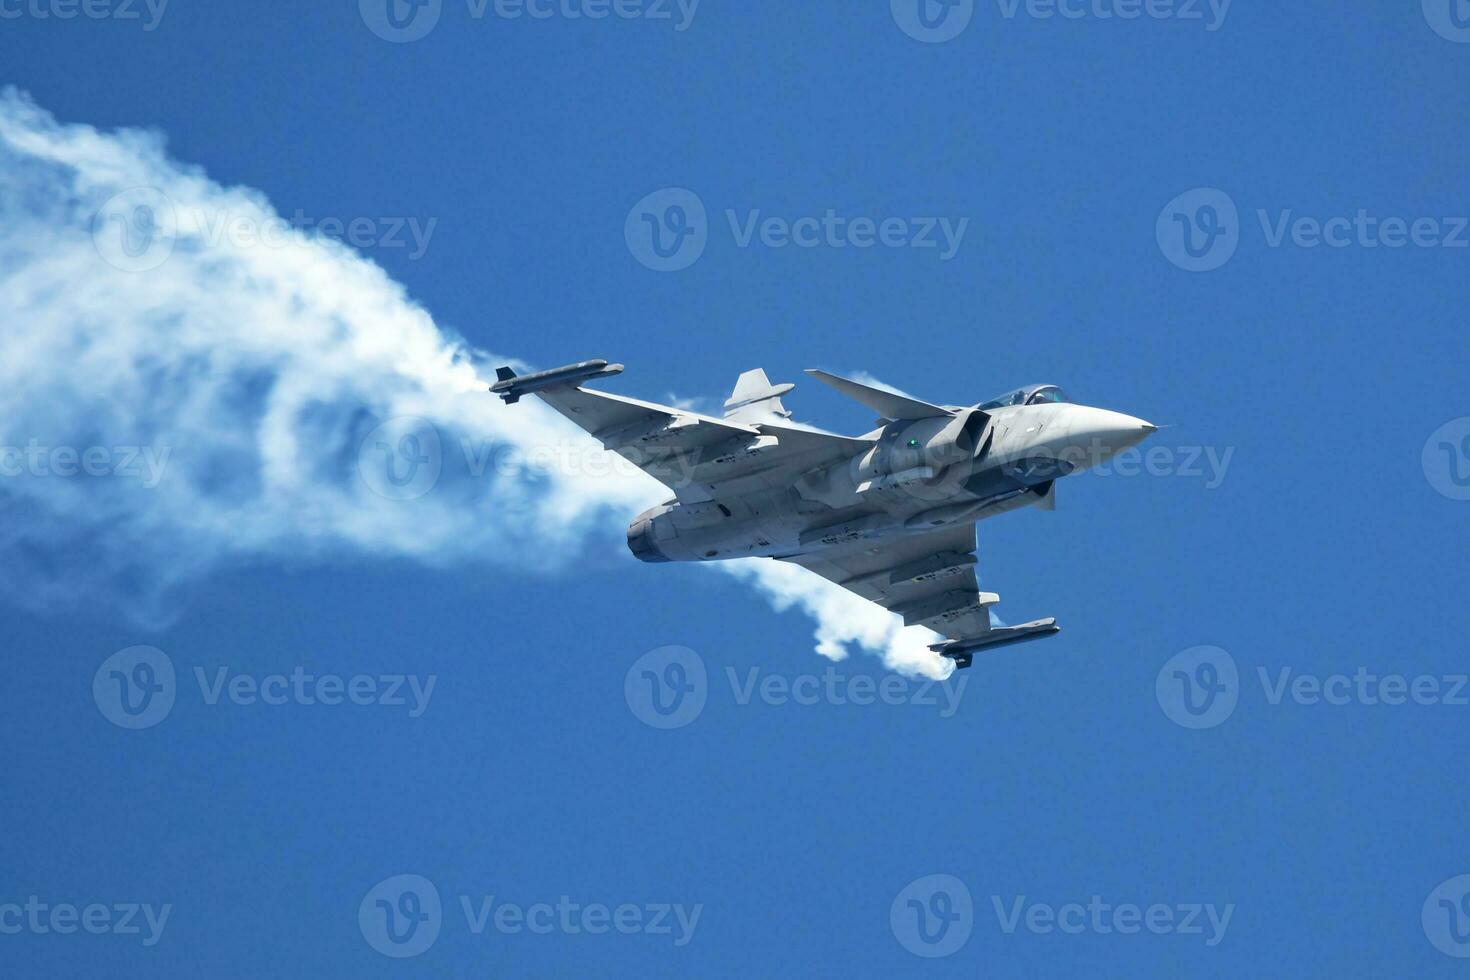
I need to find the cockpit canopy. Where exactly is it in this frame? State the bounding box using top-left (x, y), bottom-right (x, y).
top-left (978, 384), bottom-right (1068, 410)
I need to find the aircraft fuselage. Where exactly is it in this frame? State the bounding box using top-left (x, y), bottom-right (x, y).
top-left (627, 401), bottom-right (1155, 564)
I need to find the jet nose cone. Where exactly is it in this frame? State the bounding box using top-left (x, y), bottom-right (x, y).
top-left (1062, 408), bottom-right (1157, 467)
top-left (1100, 411), bottom-right (1157, 449)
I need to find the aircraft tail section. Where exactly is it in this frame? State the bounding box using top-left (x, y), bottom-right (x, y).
top-left (723, 368), bottom-right (795, 424)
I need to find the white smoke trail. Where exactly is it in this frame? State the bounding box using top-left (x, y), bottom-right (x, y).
top-left (0, 91), bottom-right (951, 678)
top-left (715, 560), bottom-right (950, 677)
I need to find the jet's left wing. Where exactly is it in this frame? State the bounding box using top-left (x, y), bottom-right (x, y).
top-left (492, 361), bottom-right (869, 502)
top-left (780, 523), bottom-right (1059, 669)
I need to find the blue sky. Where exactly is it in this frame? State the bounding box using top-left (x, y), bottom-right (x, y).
top-left (2, 1), bottom-right (1469, 976)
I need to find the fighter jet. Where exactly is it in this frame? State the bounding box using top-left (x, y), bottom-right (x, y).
top-left (492, 360), bottom-right (1154, 669)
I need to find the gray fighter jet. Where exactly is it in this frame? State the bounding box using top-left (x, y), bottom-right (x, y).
top-left (492, 360), bottom-right (1154, 669)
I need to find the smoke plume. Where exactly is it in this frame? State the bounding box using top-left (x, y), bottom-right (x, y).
top-left (0, 91), bottom-right (950, 677)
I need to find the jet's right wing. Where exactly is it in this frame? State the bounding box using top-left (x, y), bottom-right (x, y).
top-left (780, 522), bottom-right (1060, 669)
top-left (493, 360), bottom-right (870, 503)
top-left (805, 369), bottom-right (955, 421)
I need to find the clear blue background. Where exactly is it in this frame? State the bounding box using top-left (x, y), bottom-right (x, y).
top-left (3, 1), bottom-right (1468, 975)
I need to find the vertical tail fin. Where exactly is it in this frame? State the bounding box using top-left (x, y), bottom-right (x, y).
top-left (723, 368), bottom-right (796, 424)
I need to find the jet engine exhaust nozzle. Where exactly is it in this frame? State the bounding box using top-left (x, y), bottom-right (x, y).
top-left (627, 517), bottom-right (671, 563)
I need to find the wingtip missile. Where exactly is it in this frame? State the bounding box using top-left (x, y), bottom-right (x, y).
top-left (930, 618), bottom-right (1061, 668)
top-left (490, 359), bottom-right (625, 404)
